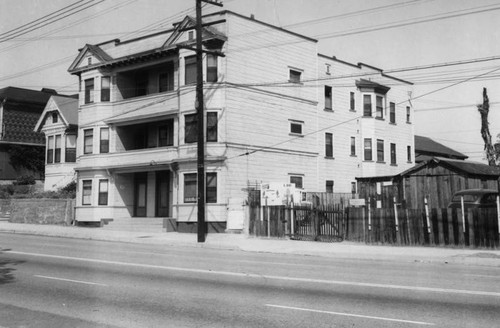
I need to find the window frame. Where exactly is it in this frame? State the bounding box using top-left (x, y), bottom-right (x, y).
top-left (364, 138), bottom-right (372, 161)
top-left (54, 135), bottom-right (62, 163)
top-left (206, 172), bottom-right (217, 203)
top-left (289, 121), bottom-right (303, 135)
top-left (376, 95), bottom-right (384, 119)
top-left (363, 94), bottom-right (372, 117)
top-left (83, 128), bottom-right (93, 154)
top-left (98, 179), bottom-right (109, 206)
top-left (47, 135), bottom-right (54, 164)
top-left (389, 102), bottom-right (396, 123)
top-left (101, 76), bottom-right (111, 102)
top-left (407, 145), bottom-right (412, 163)
top-left (350, 92), bottom-right (355, 111)
top-left (207, 54), bottom-right (218, 83)
top-left (324, 85), bottom-right (333, 110)
top-left (158, 120), bottom-right (174, 147)
top-left (185, 55), bottom-right (197, 85)
top-left (51, 112), bottom-right (58, 123)
top-left (350, 136), bottom-right (356, 156)
top-left (82, 180), bottom-right (92, 205)
top-left (100, 127), bottom-right (109, 154)
top-left (184, 114), bottom-right (197, 144)
top-left (289, 69), bottom-right (302, 83)
top-left (376, 139), bottom-right (384, 162)
top-left (290, 175), bottom-right (303, 189)
top-left (391, 143), bottom-right (397, 165)
top-left (326, 180), bottom-right (334, 193)
top-left (207, 112), bottom-right (218, 142)
top-left (183, 173), bottom-right (197, 203)
top-left (325, 132), bottom-right (333, 158)
top-left (65, 134), bottom-right (76, 163)
top-left (84, 78), bottom-right (94, 104)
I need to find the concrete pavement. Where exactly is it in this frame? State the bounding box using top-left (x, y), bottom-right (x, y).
top-left (1, 220), bottom-right (499, 267)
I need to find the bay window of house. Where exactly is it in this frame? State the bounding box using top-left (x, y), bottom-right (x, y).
top-left (100, 128), bottom-right (109, 153)
top-left (364, 138), bottom-right (372, 161)
top-left (207, 112), bottom-right (218, 142)
top-left (407, 145), bottom-right (412, 163)
top-left (289, 69), bottom-right (302, 83)
top-left (101, 76), bottom-right (111, 102)
top-left (350, 136), bottom-right (356, 156)
top-left (363, 95), bottom-right (372, 117)
top-left (184, 114), bottom-right (197, 144)
top-left (350, 92), bottom-right (355, 111)
top-left (325, 133), bottom-right (333, 158)
top-left (324, 86), bottom-right (332, 110)
top-left (290, 175), bottom-right (303, 189)
top-left (206, 172), bottom-right (217, 203)
top-left (185, 55), bottom-right (197, 85)
top-left (376, 95), bottom-right (384, 119)
top-left (207, 54), bottom-right (218, 83)
top-left (377, 139), bottom-right (384, 162)
top-left (406, 106), bottom-right (411, 123)
top-left (326, 180), bottom-right (334, 193)
top-left (65, 134), bottom-right (76, 162)
top-left (389, 102), bottom-right (396, 123)
top-left (54, 135), bottom-right (62, 163)
top-left (391, 143), bottom-right (397, 165)
top-left (83, 129), bottom-right (93, 154)
top-left (47, 136), bottom-right (54, 164)
top-left (98, 179), bottom-right (108, 206)
top-left (82, 180), bottom-right (92, 205)
top-left (158, 120), bottom-right (174, 147)
top-left (84, 78), bottom-right (94, 104)
top-left (135, 71), bottom-right (148, 97)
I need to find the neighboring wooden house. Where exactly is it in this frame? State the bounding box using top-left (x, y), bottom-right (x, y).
top-left (415, 135), bottom-right (468, 163)
top-left (357, 157), bottom-right (500, 209)
top-left (67, 11), bottom-right (414, 231)
top-left (0, 87), bottom-right (57, 183)
top-left (34, 95), bottom-right (78, 190)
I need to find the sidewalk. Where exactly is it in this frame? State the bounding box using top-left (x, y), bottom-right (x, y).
top-left (1, 221), bottom-right (499, 267)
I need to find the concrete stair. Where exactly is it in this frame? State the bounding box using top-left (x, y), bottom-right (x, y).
top-left (101, 217), bottom-right (165, 233)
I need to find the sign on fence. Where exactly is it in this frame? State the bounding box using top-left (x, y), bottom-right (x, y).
top-left (349, 198), bottom-right (365, 207)
top-left (261, 182), bottom-right (305, 206)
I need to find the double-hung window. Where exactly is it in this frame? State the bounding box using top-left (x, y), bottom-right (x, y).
top-left (207, 112), bottom-right (218, 142)
top-left (407, 145), bottom-right (412, 162)
top-left (183, 173), bottom-right (218, 203)
top-left (54, 135), bottom-right (61, 163)
top-left (363, 95), bottom-right (372, 117)
top-left (47, 136), bottom-right (54, 164)
top-left (326, 180), bottom-right (334, 193)
top-left (325, 86), bottom-right (332, 110)
top-left (185, 56), bottom-right (197, 85)
top-left (65, 134), bottom-right (76, 162)
top-left (83, 129), bottom-right (93, 154)
top-left (100, 128), bottom-right (109, 153)
top-left (101, 76), bottom-right (110, 102)
top-left (376, 95), bottom-right (384, 119)
top-left (184, 114), bottom-right (197, 144)
top-left (84, 78), bottom-right (94, 104)
top-left (350, 137), bottom-right (356, 156)
top-left (325, 133), bottom-right (333, 158)
top-left (364, 138), bottom-right (372, 161)
top-left (82, 180), bottom-right (92, 205)
top-left (207, 54), bottom-right (218, 82)
top-left (389, 102), bottom-right (396, 123)
top-left (206, 173), bottom-right (217, 203)
top-left (350, 92), bottom-right (355, 111)
top-left (158, 120), bottom-right (174, 147)
top-left (290, 176), bottom-right (303, 189)
top-left (98, 179), bottom-right (108, 205)
top-left (377, 139), bottom-right (384, 162)
top-left (391, 143), bottom-right (397, 165)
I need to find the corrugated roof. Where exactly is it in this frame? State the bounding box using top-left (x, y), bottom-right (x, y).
top-left (415, 135), bottom-right (468, 160)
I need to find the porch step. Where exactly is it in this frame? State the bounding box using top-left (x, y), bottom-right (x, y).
top-left (101, 217), bottom-right (165, 233)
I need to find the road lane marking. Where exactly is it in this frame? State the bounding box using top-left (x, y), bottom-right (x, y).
top-left (265, 304), bottom-right (435, 326)
top-left (465, 274), bottom-right (500, 279)
top-left (8, 250), bottom-right (500, 297)
top-left (34, 275), bottom-right (108, 286)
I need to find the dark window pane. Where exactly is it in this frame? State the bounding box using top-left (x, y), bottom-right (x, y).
top-left (325, 133), bottom-right (333, 157)
top-left (325, 86), bottom-right (332, 109)
top-left (290, 122), bottom-right (302, 134)
top-left (350, 92), bottom-right (355, 110)
top-left (85, 79), bottom-right (94, 104)
top-left (289, 70), bottom-right (301, 83)
top-left (84, 129), bottom-right (93, 154)
top-left (185, 56), bottom-right (197, 85)
top-left (184, 173), bottom-right (197, 203)
top-left (363, 95), bottom-right (371, 116)
top-left (364, 138), bottom-right (372, 161)
top-left (159, 120), bottom-right (174, 147)
top-left (377, 139), bottom-right (384, 162)
top-left (376, 96), bottom-right (383, 119)
top-left (185, 114), bottom-right (197, 144)
top-left (101, 76), bottom-right (110, 102)
top-left (389, 102), bottom-right (396, 123)
top-left (207, 112), bottom-right (218, 142)
top-left (207, 54), bottom-right (218, 83)
top-left (98, 179), bottom-right (108, 205)
top-left (206, 173), bottom-right (217, 203)
top-left (290, 176), bottom-right (303, 189)
top-left (82, 180), bottom-right (92, 205)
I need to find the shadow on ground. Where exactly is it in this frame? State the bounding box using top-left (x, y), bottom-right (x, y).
top-left (0, 248), bottom-right (24, 284)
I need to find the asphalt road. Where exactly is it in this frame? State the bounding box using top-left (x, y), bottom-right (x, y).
top-left (1, 233), bottom-right (499, 328)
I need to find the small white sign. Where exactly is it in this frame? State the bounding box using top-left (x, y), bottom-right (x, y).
top-left (349, 198), bottom-right (366, 207)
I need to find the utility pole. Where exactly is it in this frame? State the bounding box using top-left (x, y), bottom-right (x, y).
top-left (477, 88), bottom-right (496, 166)
top-left (195, 0), bottom-right (223, 242)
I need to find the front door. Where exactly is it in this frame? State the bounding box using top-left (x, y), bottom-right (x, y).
top-left (156, 171), bottom-right (170, 217)
top-left (134, 172), bottom-right (147, 217)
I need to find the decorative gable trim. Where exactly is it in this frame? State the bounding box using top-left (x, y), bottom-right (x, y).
top-left (68, 44), bottom-right (113, 73)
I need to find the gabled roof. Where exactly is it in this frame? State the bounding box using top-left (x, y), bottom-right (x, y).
top-left (415, 135), bottom-right (468, 161)
top-left (34, 95), bottom-right (78, 132)
top-left (0, 86), bottom-right (56, 104)
top-left (399, 157), bottom-right (500, 178)
top-left (355, 79), bottom-right (390, 94)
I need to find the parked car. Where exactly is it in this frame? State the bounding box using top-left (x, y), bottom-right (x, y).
top-left (447, 189), bottom-right (499, 209)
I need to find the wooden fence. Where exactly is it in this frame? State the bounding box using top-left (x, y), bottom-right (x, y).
top-left (347, 207), bottom-right (499, 248)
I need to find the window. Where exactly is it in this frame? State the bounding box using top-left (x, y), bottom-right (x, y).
top-left (82, 180), bottom-right (92, 205)
top-left (325, 133), bottom-right (333, 158)
top-left (364, 138), bottom-right (372, 161)
top-left (326, 180), bottom-right (334, 193)
top-left (290, 121), bottom-right (303, 135)
top-left (98, 179), bottom-right (108, 206)
top-left (188, 31), bottom-right (194, 40)
top-left (100, 128), bottom-right (109, 153)
top-left (54, 135), bottom-right (61, 163)
top-left (101, 76), bottom-right (110, 102)
top-left (87, 57), bottom-right (92, 65)
top-left (84, 78), bottom-right (94, 104)
top-left (83, 129), bottom-right (93, 154)
top-left (324, 86), bottom-right (332, 110)
top-left (325, 63), bottom-right (331, 75)
top-left (289, 69), bottom-right (301, 83)
top-left (184, 173), bottom-right (197, 203)
top-left (207, 112), bottom-right (218, 142)
top-left (350, 92), bottom-right (355, 111)
top-left (391, 143), bottom-right (397, 165)
top-left (159, 71), bottom-right (174, 92)
top-left (407, 145), bottom-right (412, 162)
top-left (65, 134), bottom-right (76, 162)
top-left (51, 112), bottom-right (58, 123)
top-left (185, 55), bottom-right (197, 85)
top-left (363, 95), bottom-right (372, 117)
top-left (350, 136), bottom-right (356, 156)
top-left (135, 72), bottom-right (148, 97)
top-left (376, 95), bottom-right (384, 119)
top-left (185, 114), bottom-right (197, 143)
top-left (206, 172), bottom-right (217, 203)
top-left (290, 176), bottom-right (303, 189)
top-left (158, 120), bottom-right (174, 147)
top-left (207, 54), bottom-right (218, 83)
top-left (377, 139), bottom-right (384, 162)
top-left (351, 182), bottom-right (357, 194)
top-left (389, 102), bottom-right (396, 123)
top-left (406, 106), bottom-right (411, 123)
top-left (47, 136), bottom-right (54, 164)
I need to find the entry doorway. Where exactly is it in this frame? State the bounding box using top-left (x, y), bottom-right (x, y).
top-left (134, 172), bottom-right (148, 217)
top-left (156, 171), bottom-right (170, 217)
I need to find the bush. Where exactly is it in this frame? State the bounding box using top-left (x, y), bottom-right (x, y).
top-left (13, 175), bottom-right (36, 186)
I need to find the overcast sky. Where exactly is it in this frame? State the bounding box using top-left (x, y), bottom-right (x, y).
top-left (1, 0), bottom-right (499, 162)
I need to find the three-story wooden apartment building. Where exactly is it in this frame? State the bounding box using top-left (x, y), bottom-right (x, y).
top-left (67, 11), bottom-right (414, 231)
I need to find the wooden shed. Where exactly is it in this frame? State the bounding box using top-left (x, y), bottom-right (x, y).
top-left (357, 157), bottom-right (500, 209)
